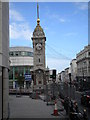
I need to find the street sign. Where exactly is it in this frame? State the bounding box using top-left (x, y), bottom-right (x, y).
top-left (25, 74), bottom-right (32, 81)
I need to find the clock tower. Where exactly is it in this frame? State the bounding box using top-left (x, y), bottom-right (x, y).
top-left (31, 3), bottom-right (46, 91)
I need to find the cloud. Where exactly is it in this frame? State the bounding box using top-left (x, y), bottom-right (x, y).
top-left (50, 14), bottom-right (68, 23)
top-left (59, 18), bottom-right (66, 23)
top-left (10, 9), bottom-right (25, 22)
top-left (75, 3), bottom-right (88, 10)
top-left (9, 7), bottom-right (32, 41)
top-left (10, 22), bottom-right (32, 40)
top-left (64, 32), bottom-right (77, 36)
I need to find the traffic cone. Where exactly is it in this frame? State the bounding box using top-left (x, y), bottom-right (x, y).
top-left (53, 100), bottom-right (59, 116)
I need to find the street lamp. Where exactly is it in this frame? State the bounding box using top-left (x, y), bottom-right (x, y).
top-left (82, 62), bottom-right (85, 91)
top-left (46, 80), bottom-right (49, 105)
top-left (45, 68), bottom-right (49, 103)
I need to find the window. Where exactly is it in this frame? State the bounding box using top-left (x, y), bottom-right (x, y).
top-left (18, 67), bottom-right (24, 76)
top-left (9, 71), bottom-right (13, 79)
top-left (15, 67), bottom-right (19, 79)
top-left (15, 52), bottom-right (19, 56)
top-left (21, 52), bottom-right (25, 56)
top-left (39, 58), bottom-right (40, 63)
top-left (89, 61), bottom-right (90, 67)
top-left (9, 81), bottom-right (13, 89)
top-left (27, 52), bottom-right (33, 57)
top-left (88, 52), bottom-right (90, 56)
top-left (9, 52), bottom-right (13, 56)
top-left (25, 67), bottom-right (30, 74)
top-left (38, 81), bottom-right (42, 84)
top-left (9, 67), bottom-right (13, 79)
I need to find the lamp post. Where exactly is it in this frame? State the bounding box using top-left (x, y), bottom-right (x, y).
top-left (46, 80), bottom-right (49, 105)
top-left (52, 69), bottom-right (56, 100)
top-left (82, 62), bottom-right (85, 91)
top-left (82, 70), bottom-right (84, 90)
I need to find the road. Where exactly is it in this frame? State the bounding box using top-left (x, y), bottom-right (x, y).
top-left (9, 83), bottom-right (90, 119)
top-left (9, 95), bottom-right (68, 119)
top-left (58, 83), bottom-right (90, 120)
top-left (75, 91), bottom-right (90, 120)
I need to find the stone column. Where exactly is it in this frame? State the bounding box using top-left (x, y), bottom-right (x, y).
top-left (13, 81), bottom-right (15, 89)
top-left (3, 67), bottom-right (9, 119)
top-left (13, 67), bottom-right (15, 80)
top-left (24, 81), bottom-right (26, 89)
top-left (0, 67), bottom-right (2, 120)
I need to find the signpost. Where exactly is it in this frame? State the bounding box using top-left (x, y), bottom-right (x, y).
top-left (25, 74), bottom-right (32, 81)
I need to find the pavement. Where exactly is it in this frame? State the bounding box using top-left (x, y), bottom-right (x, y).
top-left (9, 95), bottom-right (68, 119)
top-left (39, 94), bottom-right (45, 101)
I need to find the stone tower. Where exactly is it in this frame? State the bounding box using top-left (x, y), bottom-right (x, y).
top-left (31, 3), bottom-right (46, 91)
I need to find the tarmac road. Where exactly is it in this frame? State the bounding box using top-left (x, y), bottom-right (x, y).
top-left (9, 95), bottom-right (68, 119)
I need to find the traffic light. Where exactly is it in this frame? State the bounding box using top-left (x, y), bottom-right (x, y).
top-left (53, 69), bottom-right (56, 79)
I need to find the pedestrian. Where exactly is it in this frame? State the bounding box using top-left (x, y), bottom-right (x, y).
top-left (64, 97), bottom-right (69, 115)
top-left (69, 100), bottom-right (76, 120)
top-left (83, 109), bottom-right (88, 120)
top-left (70, 100), bottom-right (75, 112)
top-left (74, 102), bottom-right (79, 113)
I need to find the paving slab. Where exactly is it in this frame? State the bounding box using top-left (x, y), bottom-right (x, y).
top-left (9, 95), bottom-right (68, 119)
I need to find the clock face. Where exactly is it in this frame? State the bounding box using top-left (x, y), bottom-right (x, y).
top-left (36, 43), bottom-right (42, 50)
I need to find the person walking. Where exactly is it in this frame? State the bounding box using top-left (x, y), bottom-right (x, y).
top-left (74, 102), bottom-right (79, 113)
top-left (64, 97), bottom-right (69, 115)
top-left (83, 109), bottom-right (88, 120)
top-left (69, 100), bottom-right (75, 120)
top-left (70, 100), bottom-right (75, 112)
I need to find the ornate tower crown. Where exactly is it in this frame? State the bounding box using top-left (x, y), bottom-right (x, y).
top-left (32, 3), bottom-right (45, 38)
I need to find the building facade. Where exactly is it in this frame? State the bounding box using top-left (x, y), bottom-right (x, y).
top-left (76, 45), bottom-right (90, 89)
top-left (60, 71), bottom-right (65, 82)
top-left (70, 59), bottom-right (77, 82)
top-left (31, 4), bottom-right (46, 91)
top-left (0, 2), bottom-right (9, 119)
top-left (9, 47), bottom-right (33, 89)
top-left (64, 67), bottom-right (69, 83)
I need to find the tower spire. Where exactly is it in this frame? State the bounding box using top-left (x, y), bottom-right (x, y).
top-left (37, 2), bottom-right (40, 25)
top-left (37, 2), bottom-right (39, 19)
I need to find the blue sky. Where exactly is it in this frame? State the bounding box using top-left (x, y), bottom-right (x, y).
top-left (9, 2), bottom-right (88, 73)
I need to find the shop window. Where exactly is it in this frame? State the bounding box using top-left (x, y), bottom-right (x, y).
top-left (9, 72), bottom-right (13, 79)
top-left (9, 67), bottom-right (13, 79)
top-left (9, 81), bottom-right (13, 89)
top-left (18, 67), bottom-right (24, 77)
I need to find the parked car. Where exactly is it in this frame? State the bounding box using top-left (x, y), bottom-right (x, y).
top-left (81, 90), bottom-right (90, 107)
